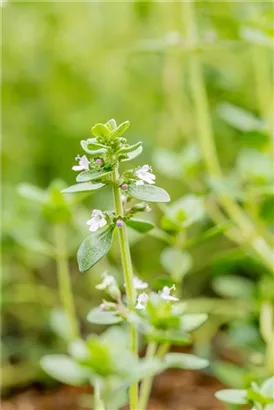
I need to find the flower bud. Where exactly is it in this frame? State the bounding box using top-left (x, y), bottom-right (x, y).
top-left (95, 159), bottom-right (103, 165)
top-left (121, 184), bottom-right (128, 191)
top-left (116, 219), bottom-right (124, 228)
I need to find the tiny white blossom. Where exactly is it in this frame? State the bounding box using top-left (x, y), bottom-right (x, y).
top-left (135, 180), bottom-right (144, 186)
top-left (125, 276), bottom-right (148, 290)
top-left (136, 292), bottom-right (149, 310)
top-left (145, 205), bottom-right (152, 212)
top-left (87, 209), bottom-right (107, 232)
top-left (159, 285), bottom-right (179, 302)
top-left (72, 155), bottom-right (89, 171)
top-left (96, 273), bottom-right (115, 290)
top-left (135, 165), bottom-right (156, 185)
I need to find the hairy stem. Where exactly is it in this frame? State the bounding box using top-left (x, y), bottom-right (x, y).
top-left (182, 0), bottom-right (273, 273)
top-left (53, 223), bottom-right (80, 340)
top-left (112, 163), bottom-right (138, 410)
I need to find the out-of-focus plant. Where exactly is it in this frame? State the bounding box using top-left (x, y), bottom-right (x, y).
top-left (40, 119), bottom-right (209, 410)
top-left (151, 0), bottom-right (273, 379)
top-left (18, 180), bottom-right (81, 341)
top-left (215, 376), bottom-right (274, 410)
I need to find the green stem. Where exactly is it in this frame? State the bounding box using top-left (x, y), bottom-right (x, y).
top-left (53, 223), bottom-right (80, 340)
top-left (94, 380), bottom-right (105, 410)
top-left (112, 163), bottom-right (138, 410)
top-left (138, 342), bottom-right (158, 410)
top-left (182, 0), bottom-right (273, 274)
top-left (156, 342), bottom-right (170, 359)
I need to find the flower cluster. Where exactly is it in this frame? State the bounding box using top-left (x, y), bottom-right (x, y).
top-left (136, 284), bottom-right (179, 310)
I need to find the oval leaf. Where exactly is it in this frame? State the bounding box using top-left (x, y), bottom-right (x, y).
top-left (62, 182), bottom-right (105, 193)
top-left (106, 118), bottom-right (117, 131)
top-left (17, 183), bottom-right (47, 204)
top-left (180, 314), bottom-right (208, 332)
top-left (40, 355), bottom-right (89, 385)
top-left (215, 389), bottom-right (248, 405)
top-left (261, 377), bottom-right (274, 399)
top-left (120, 145), bottom-right (143, 162)
top-left (77, 227), bottom-right (114, 272)
top-left (80, 139), bottom-right (108, 155)
top-left (147, 329), bottom-right (191, 345)
top-left (91, 123), bottom-right (110, 138)
top-left (164, 353), bottom-right (209, 370)
top-left (111, 121), bottom-right (130, 138)
top-left (76, 169), bottom-right (111, 183)
top-left (126, 218), bottom-right (155, 233)
top-left (87, 308), bottom-right (123, 325)
top-left (118, 141), bottom-right (142, 154)
top-left (161, 248), bottom-right (192, 282)
top-left (128, 184), bottom-right (170, 203)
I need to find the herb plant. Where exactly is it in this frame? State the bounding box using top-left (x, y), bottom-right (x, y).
top-left (40, 119), bottom-right (209, 410)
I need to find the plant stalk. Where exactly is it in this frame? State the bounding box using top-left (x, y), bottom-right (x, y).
top-left (94, 380), bottom-right (105, 410)
top-left (112, 163), bottom-right (138, 410)
top-left (182, 0), bottom-right (274, 274)
top-left (53, 223), bottom-right (80, 340)
top-left (138, 342), bottom-right (158, 410)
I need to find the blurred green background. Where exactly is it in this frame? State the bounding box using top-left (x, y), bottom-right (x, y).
top-left (1, 0), bottom-right (273, 395)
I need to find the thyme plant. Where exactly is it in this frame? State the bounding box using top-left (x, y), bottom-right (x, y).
top-left (40, 119), bottom-right (209, 410)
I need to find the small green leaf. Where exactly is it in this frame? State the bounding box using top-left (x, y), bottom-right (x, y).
top-left (91, 123), bottom-right (110, 138)
top-left (215, 389), bottom-right (248, 405)
top-left (111, 121), bottom-right (130, 138)
top-left (62, 182), bottom-right (105, 193)
top-left (126, 218), bottom-right (155, 233)
top-left (17, 183), bottom-right (47, 204)
top-left (76, 169), bottom-right (111, 183)
top-left (217, 103), bottom-right (264, 132)
top-left (147, 329), bottom-right (191, 345)
top-left (106, 118), bottom-right (117, 131)
top-left (80, 139), bottom-right (108, 155)
top-left (77, 227), bottom-right (114, 272)
top-left (87, 308), bottom-right (123, 325)
top-left (120, 145), bottom-right (143, 162)
top-left (40, 355), bottom-right (89, 385)
top-left (128, 184), bottom-right (170, 203)
top-left (261, 377), bottom-right (274, 399)
top-left (153, 149), bottom-right (181, 178)
top-left (161, 248), bottom-right (192, 282)
top-left (180, 314), bottom-right (208, 332)
top-left (212, 275), bottom-right (255, 300)
top-left (163, 353), bottom-right (209, 370)
top-left (118, 141), bottom-right (142, 154)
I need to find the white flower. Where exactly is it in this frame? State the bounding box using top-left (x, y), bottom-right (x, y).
top-left (133, 276), bottom-right (148, 290)
top-left (125, 276), bottom-right (148, 290)
top-left (87, 209), bottom-right (107, 232)
top-left (136, 292), bottom-right (149, 310)
top-left (159, 285), bottom-right (179, 302)
top-left (72, 155), bottom-right (89, 171)
top-left (96, 273), bottom-right (115, 290)
top-left (135, 165), bottom-right (156, 185)
top-left (135, 180), bottom-right (144, 186)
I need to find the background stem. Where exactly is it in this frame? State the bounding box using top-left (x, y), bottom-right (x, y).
top-left (112, 164), bottom-right (138, 410)
top-left (182, 0), bottom-right (273, 273)
top-left (94, 380), bottom-right (105, 410)
top-left (53, 223), bottom-right (80, 340)
top-left (138, 342), bottom-right (158, 410)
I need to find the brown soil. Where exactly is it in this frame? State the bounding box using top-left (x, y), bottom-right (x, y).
top-left (1, 369), bottom-right (225, 410)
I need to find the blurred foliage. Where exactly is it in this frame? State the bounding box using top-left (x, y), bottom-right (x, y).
top-left (1, 0), bottom-right (273, 394)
